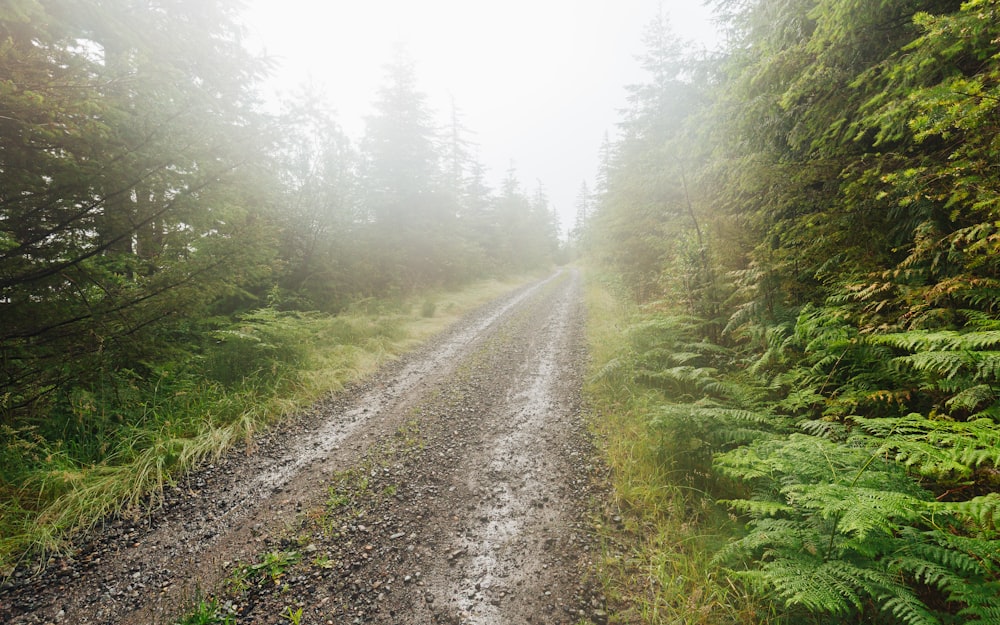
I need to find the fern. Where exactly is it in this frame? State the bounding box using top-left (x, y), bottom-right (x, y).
top-left (635, 364), bottom-right (720, 398)
top-left (941, 494), bottom-right (1000, 530)
top-left (891, 529), bottom-right (1000, 624)
top-left (599, 238), bottom-right (1000, 624)
top-left (851, 414), bottom-right (1000, 483)
top-left (719, 497), bottom-right (795, 517)
top-left (792, 483), bottom-right (925, 540)
top-left (946, 384), bottom-right (996, 414)
top-left (646, 402), bottom-right (787, 482)
top-left (799, 418), bottom-right (849, 440)
top-left (874, 329), bottom-right (1000, 419)
top-left (715, 429), bottom-right (1000, 624)
top-left (876, 330), bottom-right (1000, 353)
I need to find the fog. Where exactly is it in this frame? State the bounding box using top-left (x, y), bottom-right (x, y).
top-left (242, 0), bottom-right (722, 234)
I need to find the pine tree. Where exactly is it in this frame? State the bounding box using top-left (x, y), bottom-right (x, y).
top-left (270, 86), bottom-right (359, 310)
top-left (570, 180), bottom-right (592, 251)
top-left (359, 47), bottom-right (458, 289)
top-left (360, 47), bottom-right (440, 229)
top-left (0, 0), bottom-right (272, 416)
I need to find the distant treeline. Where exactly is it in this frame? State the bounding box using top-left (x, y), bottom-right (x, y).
top-left (582, 1), bottom-right (1000, 623)
top-left (0, 0), bottom-right (560, 423)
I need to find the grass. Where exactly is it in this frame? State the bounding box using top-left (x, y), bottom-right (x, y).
top-left (582, 270), bottom-right (772, 625)
top-left (0, 272), bottom-right (540, 575)
top-left (173, 597), bottom-right (237, 625)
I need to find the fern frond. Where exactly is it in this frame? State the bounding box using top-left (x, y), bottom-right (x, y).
top-left (589, 356), bottom-right (632, 385)
top-left (778, 387), bottom-right (827, 413)
top-left (850, 414), bottom-right (1000, 481)
top-left (962, 311), bottom-right (1000, 331)
top-left (669, 350), bottom-right (708, 365)
top-left (880, 593), bottom-right (941, 625)
top-left (714, 444), bottom-right (774, 481)
top-left (648, 404), bottom-right (783, 457)
top-left (713, 517), bottom-right (813, 565)
top-left (799, 419), bottom-right (849, 439)
top-left (898, 350), bottom-right (967, 380)
top-left (718, 497), bottom-right (794, 517)
top-left (891, 528), bottom-right (1000, 623)
top-left (946, 383), bottom-right (996, 413)
top-left (974, 352), bottom-right (1000, 382)
top-left (893, 529), bottom-right (994, 579)
top-left (958, 332), bottom-right (1000, 351)
top-left (873, 330), bottom-right (954, 352)
top-left (755, 557), bottom-right (860, 615)
top-left (872, 329), bottom-right (1000, 352)
top-left (635, 365), bottom-right (718, 398)
top-left (787, 483), bottom-right (925, 540)
top-left (939, 493), bottom-right (1000, 530)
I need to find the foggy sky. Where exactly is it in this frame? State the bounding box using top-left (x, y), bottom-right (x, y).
top-left (242, 1), bottom-right (722, 235)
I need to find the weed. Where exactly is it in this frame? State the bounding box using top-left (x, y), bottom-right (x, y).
top-left (173, 597), bottom-right (235, 625)
top-left (282, 606), bottom-right (304, 624)
top-left (312, 554), bottom-right (336, 569)
top-left (226, 550), bottom-right (301, 594)
top-left (326, 490), bottom-right (351, 510)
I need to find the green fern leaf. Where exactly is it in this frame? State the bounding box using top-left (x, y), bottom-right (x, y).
top-left (718, 497), bottom-right (794, 517)
top-left (940, 493), bottom-right (1000, 530)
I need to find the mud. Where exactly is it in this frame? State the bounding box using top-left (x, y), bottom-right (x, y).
top-left (1, 268), bottom-right (610, 625)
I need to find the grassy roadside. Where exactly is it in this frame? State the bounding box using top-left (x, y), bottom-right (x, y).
top-left (0, 272), bottom-right (545, 575)
top-left (582, 270), bottom-right (771, 625)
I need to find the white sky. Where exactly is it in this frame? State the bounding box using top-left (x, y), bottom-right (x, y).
top-left (242, 0), bottom-right (722, 235)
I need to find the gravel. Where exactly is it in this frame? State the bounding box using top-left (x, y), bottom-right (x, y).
top-left (0, 268), bottom-right (610, 624)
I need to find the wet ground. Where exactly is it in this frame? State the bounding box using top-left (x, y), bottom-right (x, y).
top-left (1, 268), bottom-right (610, 625)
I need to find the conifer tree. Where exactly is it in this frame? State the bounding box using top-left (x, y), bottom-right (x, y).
top-left (0, 0), bottom-right (272, 415)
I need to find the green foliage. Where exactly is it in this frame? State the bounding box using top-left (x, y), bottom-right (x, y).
top-left (584, 1), bottom-right (1000, 623)
top-left (282, 606), bottom-right (304, 625)
top-left (226, 550), bottom-right (302, 594)
top-left (708, 311), bottom-right (1000, 623)
top-left (715, 430), bottom-right (1000, 624)
top-left (0, 0), bottom-right (275, 418)
top-left (0, 290), bottom-right (425, 572)
top-left (0, 0), bottom-right (562, 597)
top-left (174, 598), bottom-right (236, 625)
top-left (582, 274), bottom-right (773, 625)
top-left (590, 11), bottom-right (719, 307)
top-left (202, 309), bottom-right (317, 388)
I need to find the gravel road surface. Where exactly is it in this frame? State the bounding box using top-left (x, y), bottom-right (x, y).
top-left (1, 268), bottom-right (610, 625)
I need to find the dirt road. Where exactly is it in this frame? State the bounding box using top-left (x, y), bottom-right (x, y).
top-left (2, 269), bottom-right (611, 625)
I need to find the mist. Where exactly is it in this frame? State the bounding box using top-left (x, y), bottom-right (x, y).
top-left (241, 0), bottom-right (722, 233)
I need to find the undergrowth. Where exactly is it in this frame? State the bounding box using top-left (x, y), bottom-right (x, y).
top-left (0, 274), bottom-right (533, 574)
top-left (585, 270), bottom-right (1000, 624)
top-left (583, 272), bottom-right (773, 625)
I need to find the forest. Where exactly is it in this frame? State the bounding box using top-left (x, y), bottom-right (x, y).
top-left (581, 0), bottom-right (1000, 623)
top-left (3, 0), bottom-right (1000, 624)
top-left (0, 0), bottom-right (559, 572)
